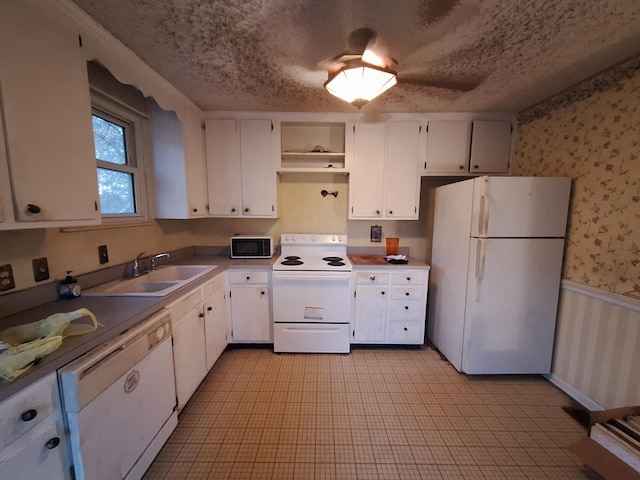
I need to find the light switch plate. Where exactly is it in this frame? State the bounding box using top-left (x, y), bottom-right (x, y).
top-left (98, 245), bottom-right (109, 264)
top-left (32, 257), bottom-right (50, 282)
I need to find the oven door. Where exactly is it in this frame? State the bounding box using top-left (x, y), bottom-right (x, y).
top-left (272, 270), bottom-right (352, 353)
top-left (272, 270), bottom-right (352, 324)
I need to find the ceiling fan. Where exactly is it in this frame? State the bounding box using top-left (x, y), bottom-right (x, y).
top-left (321, 27), bottom-right (482, 108)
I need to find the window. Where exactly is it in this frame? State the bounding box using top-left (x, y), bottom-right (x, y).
top-left (90, 92), bottom-right (148, 224)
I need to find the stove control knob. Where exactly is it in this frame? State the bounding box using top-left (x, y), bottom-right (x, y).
top-left (311, 235), bottom-right (317, 241)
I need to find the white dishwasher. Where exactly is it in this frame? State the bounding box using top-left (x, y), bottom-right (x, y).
top-left (58, 310), bottom-right (177, 480)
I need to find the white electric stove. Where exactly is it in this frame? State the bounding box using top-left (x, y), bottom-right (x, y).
top-left (272, 234), bottom-right (352, 353)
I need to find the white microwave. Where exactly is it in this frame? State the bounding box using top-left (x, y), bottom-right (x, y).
top-left (230, 235), bottom-right (274, 259)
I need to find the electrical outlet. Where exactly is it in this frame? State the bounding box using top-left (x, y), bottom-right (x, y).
top-left (98, 245), bottom-right (109, 264)
top-left (32, 257), bottom-right (50, 282)
top-left (0, 264), bottom-right (15, 291)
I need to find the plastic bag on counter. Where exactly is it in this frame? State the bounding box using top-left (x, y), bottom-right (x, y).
top-left (0, 308), bottom-right (100, 382)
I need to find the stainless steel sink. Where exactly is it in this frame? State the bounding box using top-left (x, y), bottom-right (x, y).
top-left (84, 265), bottom-right (217, 297)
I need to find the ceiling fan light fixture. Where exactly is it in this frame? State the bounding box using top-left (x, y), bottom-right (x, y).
top-left (324, 60), bottom-right (397, 108)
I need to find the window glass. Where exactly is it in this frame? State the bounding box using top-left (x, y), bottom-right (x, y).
top-left (92, 115), bottom-right (126, 165)
top-left (97, 167), bottom-right (135, 214)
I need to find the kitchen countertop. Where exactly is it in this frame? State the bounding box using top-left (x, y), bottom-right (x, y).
top-left (0, 250), bottom-right (276, 402)
top-left (0, 246), bottom-right (430, 402)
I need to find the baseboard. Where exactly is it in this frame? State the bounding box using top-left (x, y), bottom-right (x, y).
top-left (545, 372), bottom-right (605, 412)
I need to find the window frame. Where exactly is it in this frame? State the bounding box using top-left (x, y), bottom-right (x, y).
top-left (90, 89), bottom-right (149, 225)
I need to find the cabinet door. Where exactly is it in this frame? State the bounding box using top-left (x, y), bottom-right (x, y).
top-left (230, 285), bottom-right (270, 342)
top-left (206, 119), bottom-right (242, 216)
top-left (239, 119), bottom-right (276, 217)
top-left (350, 123), bottom-right (385, 218)
top-left (183, 106), bottom-right (209, 216)
top-left (353, 287), bottom-right (387, 343)
top-left (0, 2), bottom-right (99, 223)
top-left (172, 306), bottom-right (207, 410)
top-left (385, 122), bottom-right (421, 219)
top-left (424, 121), bottom-right (471, 174)
top-left (0, 417), bottom-right (69, 480)
top-left (469, 120), bottom-right (512, 173)
top-left (204, 288), bottom-right (229, 370)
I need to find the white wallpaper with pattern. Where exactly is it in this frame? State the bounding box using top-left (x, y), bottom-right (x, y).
top-left (514, 60), bottom-right (640, 300)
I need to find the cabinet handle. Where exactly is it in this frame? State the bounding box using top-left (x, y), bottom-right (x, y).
top-left (474, 165), bottom-right (479, 169)
top-left (405, 292), bottom-right (410, 296)
top-left (207, 306), bottom-right (213, 311)
top-left (260, 291), bottom-right (265, 295)
top-left (21, 409), bottom-right (37, 422)
top-left (193, 208), bottom-right (198, 212)
top-left (388, 210), bottom-right (393, 215)
top-left (404, 327), bottom-right (408, 331)
top-left (246, 276), bottom-right (251, 280)
top-left (406, 277), bottom-right (411, 281)
top-left (381, 291), bottom-right (385, 295)
top-left (231, 208), bottom-right (236, 213)
top-left (244, 208), bottom-right (250, 213)
top-left (405, 306), bottom-right (409, 310)
top-left (459, 165), bottom-right (464, 170)
top-left (375, 210), bottom-right (380, 215)
top-left (26, 204), bottom-right (41, 214)
top-left (369, 276), bottom-right (376, 281)
top-left (199, 312), bottom-right (205, 318)
top-left (45, 437), bottom-right (60, 449)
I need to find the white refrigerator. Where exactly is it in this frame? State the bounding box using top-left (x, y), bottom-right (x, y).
top-left (427, 176), bottom-right (571, 374)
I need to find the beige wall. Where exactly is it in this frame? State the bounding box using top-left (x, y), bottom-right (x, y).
top-left (0, 173), bottom-right (435, 295)
top-left (513, 59), bottom-right (640, 300)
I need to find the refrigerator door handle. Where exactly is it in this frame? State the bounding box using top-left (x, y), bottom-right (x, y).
top-left (474, 239), bottom-right (487, 301)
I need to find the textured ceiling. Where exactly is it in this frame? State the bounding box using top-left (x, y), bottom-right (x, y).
top-left (71, 0), bottom-right (640, 113)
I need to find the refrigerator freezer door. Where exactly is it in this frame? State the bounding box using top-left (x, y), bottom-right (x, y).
top-left (470, 176), bottom-right (571, 238)
top-left (462, 237), bottom-right (565, 374)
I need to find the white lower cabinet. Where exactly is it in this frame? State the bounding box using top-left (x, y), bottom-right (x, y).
top-left (229, 270), bottom-right (271, 343)
top-left (170, 272), bottom-right (229, 410)
top-left (352, 268), bottom-right (429, 345)
top-left (203, 274), bottom-right (229, 370)
top-left (0, 373), bottom-right (70, 479)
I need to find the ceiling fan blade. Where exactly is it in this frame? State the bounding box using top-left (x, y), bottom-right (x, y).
top-left (397, 75), bottom-right (484, 92)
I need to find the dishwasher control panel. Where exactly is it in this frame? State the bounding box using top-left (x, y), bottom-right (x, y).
top-left (147, 317), bottom-right (172, 350)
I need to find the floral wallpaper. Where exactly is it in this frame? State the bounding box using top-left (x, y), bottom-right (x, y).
top-left (513, 57), bottom-right (640, 299)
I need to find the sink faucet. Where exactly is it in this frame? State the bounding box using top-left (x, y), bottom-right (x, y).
top-left (131, 251), bottom-right (146, 277)
top-left (150, 253), bottom-right (170, 271)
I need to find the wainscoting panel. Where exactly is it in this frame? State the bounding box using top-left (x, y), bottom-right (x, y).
top-left (549, 280), bottom-right (640, 410)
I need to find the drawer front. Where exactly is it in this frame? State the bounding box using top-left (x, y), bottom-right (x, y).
top-left (390, 286), bottom-right (424, 300)
top-left (0, 373), bottom-right (58, 450)
top-left (168, 289), bottom-right (203, 320)
top-left (229, 270), bottom-right (269, 285)
top-left (388, 300), bottom-right (425, 322)
top-left (390, 270), bottom-right (426, 285)
top-left (388, 321), bottom-right (425, 344)
top-left (202, 272), bottom-right (226, 298)
top-left (355, 272), bottom-right (389, 285)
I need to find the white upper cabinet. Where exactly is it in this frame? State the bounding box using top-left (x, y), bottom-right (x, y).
top-left (206, 118), bottom-right (277, 218)
top-left (423, 121), bottom-right (471, 174)
top-left (384, 122), bottom-right (422, 218)
top-left (149, 101), bottom-right (208, 218)
top-left (350, 121), bottom-right (421, 220)
top-left (422, 119), bottom-right (512, 175)
top-left (350, 123), bottom-right (386, 218)
top-left (0, 1), bottom-right (100, 228)
top-left (469, 120), bottom-right (513, 173)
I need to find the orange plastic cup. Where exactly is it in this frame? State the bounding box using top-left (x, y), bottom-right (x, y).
top-left (385, 237), bottom-right (399, 256)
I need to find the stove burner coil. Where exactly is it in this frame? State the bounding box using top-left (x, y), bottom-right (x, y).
top-left (322, 256), bottom-right (344, 262)
top-left (285, 256), bottom-right (301, 260)
top-left (327, 261), bottom-right (346, 266)
top-left (281, 259), bottom-right (304, 266)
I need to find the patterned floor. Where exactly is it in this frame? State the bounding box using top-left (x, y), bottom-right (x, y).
top-left (143, 345), bottom-right (601, 479)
